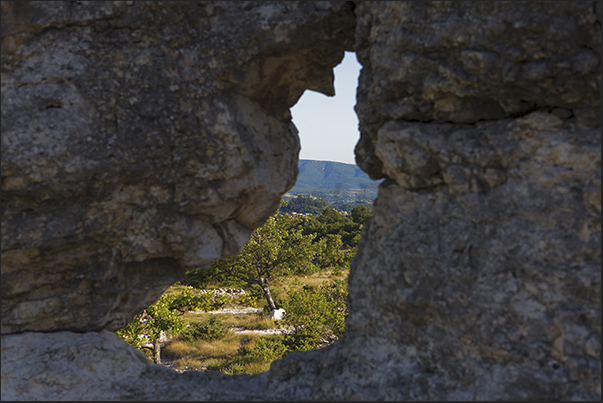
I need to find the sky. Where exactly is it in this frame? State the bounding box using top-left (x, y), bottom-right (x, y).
top-left (291, 51), bottom-right (362, 165)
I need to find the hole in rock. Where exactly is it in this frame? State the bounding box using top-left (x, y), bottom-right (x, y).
top-left (288, 51), bottom-right (379, 209)
top-left (117, 52), bottom-right (379, 375)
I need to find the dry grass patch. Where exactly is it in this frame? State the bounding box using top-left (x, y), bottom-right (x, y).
top-left (280, 269), bottom-right (349, 292)
top-left (159, 269), bottom-right (350, 374)
top-left (162, 332), bottom-right (274, 373)
top-left (163, 333), bottom-right (240, 370)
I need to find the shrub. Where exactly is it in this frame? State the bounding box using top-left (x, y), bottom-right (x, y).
top-left (213, 293), bottom-right (231, 306)
top-left (282, 279), bottom-right (348, 352)
top-left (238, 292), bottom-right (259, 307)
top-left (179, 316), bottom-right (226, 342)
top-left (242, 336), bottom-right (288, 363)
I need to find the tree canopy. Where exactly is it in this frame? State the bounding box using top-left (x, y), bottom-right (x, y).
top-left (183, 205), bottom-right (371, 291)
top-left (204, 213), bottom-right (320, 310)
top-left (118, 203), bottom-right (363, 367)
top-left (279, 195), bottom-right (329, 215)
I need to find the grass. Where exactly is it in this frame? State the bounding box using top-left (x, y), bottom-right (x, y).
top-left (163, 333), bottom-right (244, 371)
top-left (159, 269), bottom-right (349, 374)
top-left (162, 332), bottom-right (277, 374)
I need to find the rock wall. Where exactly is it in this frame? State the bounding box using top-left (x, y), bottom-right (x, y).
top-left (1, 1), bottom-right (600, 401)
top-left (1, 0), bottom-right (354, 334)
top-left (346, 2), bottom-right (601, 399)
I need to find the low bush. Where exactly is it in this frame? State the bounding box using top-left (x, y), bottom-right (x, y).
top-left (238, 292), bottom-right (259, 307)
top-left (179, 316), bottom-right (226, 342)
top-left (282, 279), bottom-right (348, 352)
top-left (240, 336), bottom-right (288, 363)
top-left (218, 335), bottom-right (288, 374)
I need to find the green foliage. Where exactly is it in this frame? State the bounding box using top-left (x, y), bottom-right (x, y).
top-left (329, 200), bottom-right (371, 213)
top-left (182, 264), bottom-right (246, 289)
top-left (184, 200), bottom-right (367, 291)
top-left (316, 234), bottom-right (345, 270)
top-left (240, 336), bottom-right (289, 363)
top-left (246, 285), bottom-right (267, 307)
top-left (279, 195), bottom-right (329, 215)
top-left (117, 286), bottom-right (216, 357)
top-left (297, 207), bottom-right (361, 248)
top-left (279, 217), bottom-right (320, 276)
top-left (122, 194), bottom-right (361, 368)
top-left (179, 316), bottom-right (226, 342)
top-left (213, 293), bottom-right (231, 306)
top-left (282, 279), bottom-right (348, 352)
top-left (350, 204), bottom-right (373, 225)
top-left (211, 335), bottom-right (289, 375)
top-left (238, 292), bottom-right (259, 307)
top-left (195, 212), bottom-right (320, 310)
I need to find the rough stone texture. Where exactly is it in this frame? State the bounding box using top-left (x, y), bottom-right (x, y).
top-left (1, 1), bottom-right (601, 401)
top-left (346, 116), bottom-right (601, 400)
top-left (1, 330), bottom-right (271, 401)
top-left (348, 1), bottom-right (601, 400)
top-left (354, 1), bottom-right (601, 179)
top-left (1, 1), bottom-right (355, 334)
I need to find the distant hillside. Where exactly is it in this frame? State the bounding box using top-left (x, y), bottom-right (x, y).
top-left (287, 159), bottom-right (382, 203)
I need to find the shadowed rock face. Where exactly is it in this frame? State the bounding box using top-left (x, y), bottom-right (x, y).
top-left (346, 2), bottom-right (600, 400)
top-left (1, 1), bottom-right (355, 334)
top-left (1, 1), bottom-right (600, 401)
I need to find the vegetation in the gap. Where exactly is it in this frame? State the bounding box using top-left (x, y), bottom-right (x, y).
top-left (117, 201), bottom-right (370, 374)
top-left (279, 195), bottom-right (330, 215)
top-left (204, 212), bottom-right (319, 311)
top-left (116, 287), bottom-right (217, 364)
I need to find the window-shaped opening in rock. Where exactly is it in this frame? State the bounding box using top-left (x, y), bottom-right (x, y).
top-left (117, 51), bottom-right (376, 375)
top-left (292, 51), bottom-right (361, 166)
top-left (287, 51), bottom-right (380, 209)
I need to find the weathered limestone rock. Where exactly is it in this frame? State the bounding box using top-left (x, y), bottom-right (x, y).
top-left (347, 1), bottom-right (601, 400)
top-left (1, 1), bottom-right (600, 401)
top-left (0, 330), bottom-right (273, 401)
top-left (354, 1), bottom-right (601, 179)
top-left (270, 308), bottom-right (286, 320)
top-left (1, 1), bottom-right (355, 334)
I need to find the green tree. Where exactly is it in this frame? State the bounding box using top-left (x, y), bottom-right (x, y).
top-left (210, 213), bottom-right (319, 311)
top-left (279, 195), bottom-right (329, 215)
top-left (317, 233), bottom-right (345, 270)
top-left (299, 207), bottom-right (361, 248)
top-left (350, 204), bottom-right (373, 225)
top-left (117, 287), bottom-right (213, 363)
top-left (179, 316), bottom-right (226, 342)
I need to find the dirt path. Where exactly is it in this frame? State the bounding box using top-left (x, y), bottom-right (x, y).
top-left (188, 306), bottom-right (293, 335)
top-left (228, 325), bottom-right (294, 335)
top-left (189, 307), bottom-right (263, 315)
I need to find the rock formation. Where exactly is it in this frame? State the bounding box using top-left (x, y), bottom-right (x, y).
top-left (1, 0), bottom-right (354, 334)
top-left (1, 1), bottom-right (600, 401)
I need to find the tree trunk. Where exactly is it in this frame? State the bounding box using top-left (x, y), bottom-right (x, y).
top-left (153, 338), bottom-right (161, 364)
top-left (260, 281), bottom-right (277, 311)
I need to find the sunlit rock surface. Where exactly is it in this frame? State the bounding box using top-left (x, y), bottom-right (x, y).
top-left (1, 1), bottom-right (600, 401)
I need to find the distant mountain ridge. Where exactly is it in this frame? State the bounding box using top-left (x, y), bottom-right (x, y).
top-left (287, 159), bottom-right (382, 202)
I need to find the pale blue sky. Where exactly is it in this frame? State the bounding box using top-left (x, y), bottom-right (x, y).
top-left (291, 51), bottom-right (362, 165)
